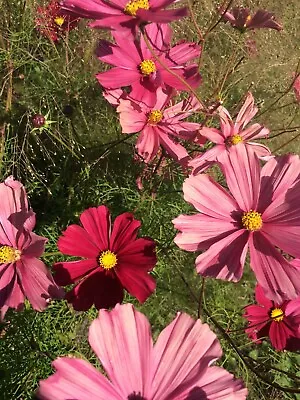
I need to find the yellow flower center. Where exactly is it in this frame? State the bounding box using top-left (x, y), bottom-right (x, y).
top-left (54, 16), bottom-right (65, 27)
top-left (148, 110), bottom-right (163, 125)
top-left (99, 250), bottom-right (117, 270)
top-left (244, 15), bottom-right (252, 27)
top-left (227, 134), bottom-right (243, 146)
top-left (0, 245), bottom-right (22, 264)
top-left (139, 59), bottom-right (156, 76)
top-left (270, 308), bottom-right (284, 322)
top-left (124, 0), bottom-right (150, 16)
top-left (241, 210), bottom-right (263, 231)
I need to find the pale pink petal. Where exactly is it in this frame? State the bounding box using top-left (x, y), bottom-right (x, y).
top-left (199, 127), bottom-right (224, 144)
top-left (17, 257), bottom-right (63, 310)
top-left (103, 89), bottom-right (125, 106)
top-left (163, 95), bottom-right (201, 120)
top-left (21, 232), bottom-right (46, 258)
top-left (136, 125), bottom-right (160, 163)
top-left (182, 174), bottom-right (239, 219)
top-left (249, 232), bottom-right (300, 302)
top-left (150, 314), bottom-right (221, 399)
top-left (177, 366), bottom-right (247, 399)
top-left (38, 357), bottom-right (122, 400)
top-left (241, 124), bottom-right (269, 140)
top-left (189, 145), bottom-right (225, 174)
top-left (163, 122), bottom-right (199, 141)
top-left (117, 100), bottom-right (147, 133)
top-left (173, 214), bottom-right (238, 251)
top-left (89, 303), bottom-right (152, 398)
top-left (157, 129), bottom-right (189, 163)
top-left (219, 144), bottom-right (260, 211)
top-left (258, 154), bottom-right (300, 213)
top-left (195, 230), bottom-right (249, 282)
top-left (234, 92), bottom-right (258, 131)
top-left (246, 142), bottom-right (271, 158)
top-left (167, 42), bottom-right (201, 64)
top-left (218, 107), bottom-right (233, 138)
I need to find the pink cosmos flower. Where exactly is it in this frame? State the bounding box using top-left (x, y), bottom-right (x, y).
top-left (38, 303), bottom-right (247, 399)
top-left (61, 0), bottom-right (188, 32)
top-left (116, 88), bottom-right (205, 163)
top-left (293, 74), bottom-right (300, 103)
top-left (96, 23), bottom-right (201, 107)
top-left (0, 177), bottom-right (63, 319)
top-left (189, 92), bottom-right (271, 174)
top-left (244, 285), bottom-right (300, 351)
top-left (36, 0), bottom-right (79, 42)
top-left (173, 145), bottom-right (300, 303)
top-left (220, 7), bottom-right (282, 32)
top-left (53, 205), bottom-right (156, 311)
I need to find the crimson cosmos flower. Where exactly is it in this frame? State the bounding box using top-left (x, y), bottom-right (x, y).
top-left (244, 285), bottom-right (300, 351)
top-left (53, 205), bottom-right (157, 310)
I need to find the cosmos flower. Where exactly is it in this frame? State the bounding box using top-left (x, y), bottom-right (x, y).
top-left (37, 303), bottom-right (247, 399)
top-left (116, 87), bottom-right (205, 163)
top-left (96, 23), bottom-right (201, 107)
top-left (244, 285), bottom-right (300, 351)
top-left (53, 205), bottom-right (156, 311)
top-left (35, 0), bottom-right (79, 42)
top-left (189, 93), bottom-right (271, 174)
top-left (173, 145), bottom-right (300, 303)
top-left (220, 7), bottom-right (282, 33)
top-left (61, 0), bottom-right (188, 32)
top-left (0, 177), bottom-right (63, 319)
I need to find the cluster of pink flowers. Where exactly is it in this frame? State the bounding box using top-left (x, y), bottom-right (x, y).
top-left (2, 0), bottom-right (300, 398)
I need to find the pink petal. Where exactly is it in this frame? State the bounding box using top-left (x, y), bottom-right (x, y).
top-left (241, 124), bottom-right (269, 140)
top-left (234, 92), bottom-right (258, 132)
top-left (181, 174), bottom-right (238, 219)
top-left (219, 144), bottom-right (260, 211)
top-left (136, 125), bottom-right (160, 163)
top-left (53, 259), bottom-right (97, 286)
top-left (22, 232), bottom-right (47, 258)
top-left (249, 232), bottom-right (300, 302)
top-left (218, 107), bottom-right (233, 138)
top-left (150, 314), bottom-right (221, 399)
top-left (246, 142), bottom-right (271, 158)
top-left (195, 230), bottom-right (249, 282)
top-left (189, 145), bottom-right (225, 174)
top-left (167, 42), bottom-right (201, 64)
top-left (117, 99), bottom-right (147, 133)
top-left (89, 303), bottom-right (153, 398)
top-left (173, 214), bottom-right (238, 251)
top-left (255, 284), bottom-right (273, 309)
top-left (58, 224), bottom-right (100, 258)
top-left (199, 127), bottom-right (224, 144)
top-left (157, 128), bottom-right (189, 163)
top-left (269, 321), bottom-right (290, 351)
top-left (38, 357), bottom-right (122, 400)
top-left (177, 366), bottom-right (247, 399)
top-left (80, 206), bottom-right (110, 250)
top-left (96, 67), bottom-right (140, 89)
top-left (17, 257), bottom-right (63, 311)
top-left (137, 8), bottom-right (188, 23)
top-left (96, 40), bottom-right (139, 68)
top-left (141, 23), bottom-right (172, 57)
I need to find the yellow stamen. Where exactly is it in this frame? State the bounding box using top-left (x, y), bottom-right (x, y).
top-left (124, 0), bottom-right (150, 16)
top-left (244, 15), bottom-right (252, 27)
top-left (54, 16), bottom-right (65, 27)
top-left (0, 245), bottom-right (22, 264)
top-left (139, 59), bottom-right (156, 76)
top-left (99, 250), bottom-right (117, 270)
top-left (148, 110), bottom-right (163, 124)
top-left (227, 134), bottom-right (243, 146)
top-left (241, 210), bottom-right (263, 231)
top-left (270, 308), bottom-right (284, 322)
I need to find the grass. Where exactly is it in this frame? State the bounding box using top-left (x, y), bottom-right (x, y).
top-left (0, 0), bottom-right (300, 399)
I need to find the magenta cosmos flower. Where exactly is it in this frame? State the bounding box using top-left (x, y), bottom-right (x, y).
top-left (36, 0), bottom-right (79, 42)
top-left (53, 205), bottom-right (156, 311)
top-left (38, 303), bottom-right (247, 399)
top-left (61, 0), bottom-right (188, 32)
top-left (0, 177), bottom-right (63, 319)
top-left (96, 23), bottom-right (201, 107)
top-left (189, 92), bottom-right (271, 174)
top-left (244, 285), bottom-right (300, 351)
top-left (220, 7), bottom-right (282, 33)
top-left (116, 88), bottom-right (205, 163)
top-left (173, 145), bottom-right (300, 303)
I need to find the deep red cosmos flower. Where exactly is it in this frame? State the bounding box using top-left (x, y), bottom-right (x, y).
top-left (35, 0), bottom-right (80, 42)
top-left (53, 206), bottom-right (157, 311)
top-left (244, 285), bottom-right (300, 351)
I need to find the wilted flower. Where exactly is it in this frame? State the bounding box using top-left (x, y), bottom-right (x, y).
top-left (35, 0), bottom-right (80, 42)
top-left (173, 146), bottom-right (300, 303)
top-left (54, 205), bottom-right (157, 311)
top-left (38, 303), bottom-right (247, 399)
top-left (61, 0), bottom-right (188, 32)
top-left (189, 92), bottom-right (271, 174)
top-left (96, 23), bottom-right (201, 107)
top-left (220, 7), bottom-right (282, 33)
top-left (0, 177), bottom-right (63, 319)
top-left (244, 285), bottom-right (300, 351)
